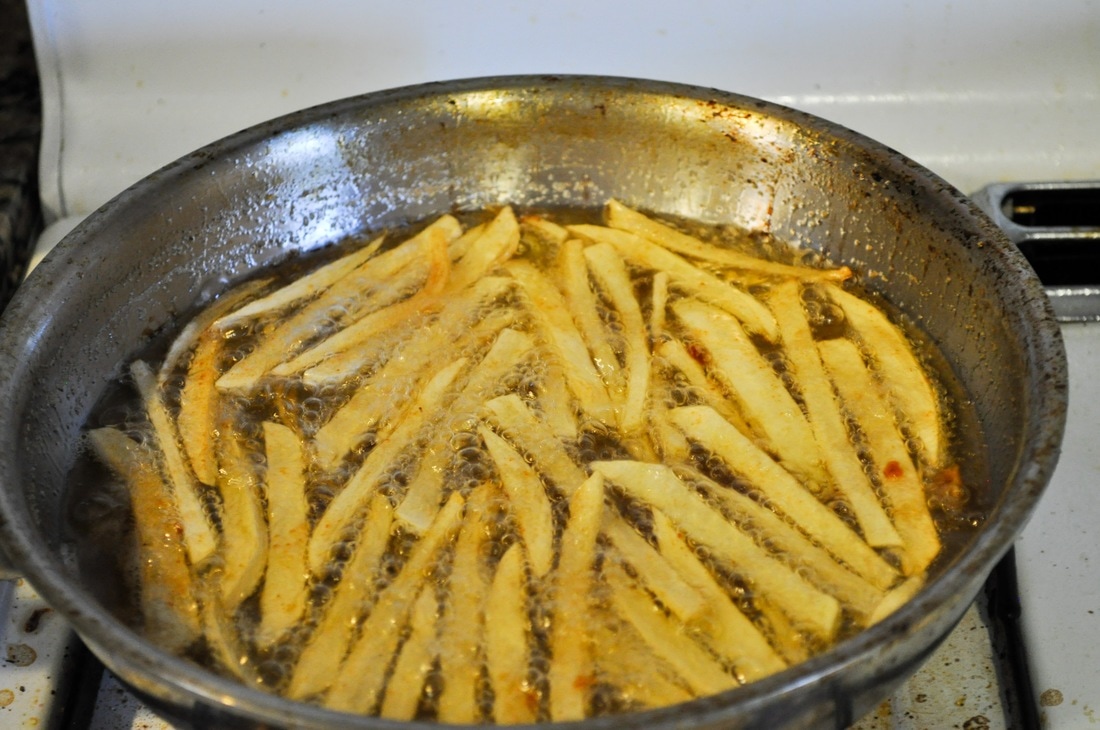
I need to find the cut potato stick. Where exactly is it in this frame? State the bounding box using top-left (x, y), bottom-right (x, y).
top-left (215, 417), bottom-right (268, 612)
top-left (549, 472), bottom-right (604, 722)
top-left (480, 426), bottom-right (556, 578)
top-left (818, 338), bottom-right (941, 576)
top-left (650, 509), bottom-right (785, 683)
top-left (218, 215), bottom-right (462, 390)
top-left (197, 578), bottom-right (257, 684)
top-left (308, 357), bottom-right (467, 574)
top-left (379, 584), bottom-right (439, 721)
top-left (325, 493), bottom-right (465, 713)
top-left (826, 284), bottom-right (942, 467)
top-left (130, 360), bottom-right (218, 566)
top-left (176, 329), bottom-right (224, 486)
top-left (507, 259), bottom-right (616, 425)
top-left (536, 362), bottom-right (579, 441)
top-left (650, 270), bottom-right (669, 336)
top-left (769, 281), bottom-right (902, 548)
top-left (521, 213), bottom-right (570, 249)
top-left (482, 393), bottom-right (586, 496)
top-left (869, 575), bottom-right (925, 625)
top-left (287, 493), bottom-right (393, 700)
top-left (447, 206), bottom-right (520, 292)
top-left (435, 486), bottom-right (494, 724)
top-left (590, 613), bottom-right (694, 709)
top-left (558, 239), bottom-right (624, 394)
top-left (592, 460), bottom-right (840, 639)
top-left (485, 543), bottom-right (538, 725)
top-left (605, 560), bottom-right (737, 697)
top-left (671, 299), bottom-right (828, 486)
top-left (568, 224), bottom-right (779, 342)
top-left (654, 337), bottom-right (751, 436)
top-left (213, 235), bottom-right (385, 333)
top-left (584, 243), bottom-right (650, 433)
top-left (256, 422), bottom-right (310, 645)
top-left (604, 200), bottom-right (851, 283)
top-left (86, 427), bottom-right (201, 653)
top-left (603, 513), bottom-right (707, 623)
top-left (668, 405), bottom-right (897, 592)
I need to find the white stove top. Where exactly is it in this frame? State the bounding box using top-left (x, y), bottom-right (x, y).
top-left (9, 1), bottom-right (1100, 727)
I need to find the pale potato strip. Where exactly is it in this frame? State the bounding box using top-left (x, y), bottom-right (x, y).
top-left (584, 242), bottom-right (650, 433)
top-left (176, 329), bottom-right (223, 486)
top-left (379, 585), bottom-right (439, 721)
top-left (668, 405), bottom-right (897, 592)
top-left (256, 422), bottom-right (310, 645)
top-left (506, 259), bottom-right (616, 425)
top-left (447, 206), bottom-right (520, 292)
top-left (485, 544), bottom-right (538, 725)
top-left (287, 493), bottom-right (393, 700)
top-left (603, 513), bottom-right (706, 623)
top-left (605, 560), bottom-right (737, 697)
top-left (655, 337), bottom-right (751, 435)
top-left (549, 472), bottom-right (604, 722)
top-left (592, 460), bottom-right (840, 639)
top-left (482, 393), bottom-right (586, 496)
top-left (197, 578), bottom-right (258, 684)
top-left (521, 213), bottom-right (570, 248)
top-left (216, 417), bottom-right (268, 611)
top-left (537, 362), bottom-right (579, 440)
top-left (827, 283), bottom-right (942, 467)
top-left (869, 575), bottom-right (925, 625)
top-left (604, 200), bottom-right (851, 283)
top-left (769, 281), bottom-right (903, 548)
top-left (650, 270), bottom-right (669, 336)
top-left (86, 427), bottom-right (201, 653)
top-left (324, 493), bottom-right (465, 713)
top-left (591, 615), bottom-right (694, 710)
top-left (568, 224), bottom-right (779, 341)
top-left (818, 338), bottom-right (941, 576)
top-left (217, 215), bottom-right (461, 390)
top-left (671, 298), bottom-right (828, 486)
top-left (308, 357), bottom-right (467, 574)
top-left (480, 426), bottom-right (556, 578)
top-left (130, 360), bottom-right (218, 566)
top-left (213, 235), bottom-right (385, 333)
top-left (559, 238), bottom-right (624, 394)
top-left (650, 509), bottom-right (785, 683)
top-left (435, 486), bottom-right (493, 724)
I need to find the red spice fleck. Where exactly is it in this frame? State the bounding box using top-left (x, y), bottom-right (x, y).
top-left (573, 673), bottom-right (597, 691)
top-left (686, 342), bottom-right (709, 365)
top-left (883, 461), bottom-right (904, 479)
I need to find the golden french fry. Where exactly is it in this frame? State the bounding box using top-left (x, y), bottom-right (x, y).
top-left (590, 615), bottom-right (695, 710)
top-left (592, 460), bottom-right (840, 639)
top-left (378, 584), bottom-right (439, 720)
top-left (287, 492), bottom-right (393, 700)
top-left (668, 405), bottom-right (897, 593)
top-left (568, 224), bottom-right (780, 342)
top-left (324, 493), bottom-right (465, 713)
top-left (604, 200), bottom-right (851, 283)
top-left (86, 427), bottom-right (201, 653)
top-left (826, 283), bottom-right (942, 467)
top-left (308, 357), bottom-right (467, 574)
top-left (671, 298), bottom-right (828, 486)
top-left (485, 543), bottom-right (538, 725)
top-left (549, 472), bottom-right (604, 722)
top-left (654, 337), bottom-right (751, 436)
top-left (584, 243), bottom-right (650, 433)
top-left (215, 416), bottom-right (268, 612)
top-left (558, 238), bottom-right (624, 395)
top-left (176, 330), bottom-right (224, 486)
top-left (482, 393), bottom-right (586, 496)
top-left (256, 422), bottom-right (310, 645)
top-left (130, 360), bottom-right (218, 566)
top-left (650, 509), bottom-right (786, 683)
top-left (447, 206), bottom-right (520, 292)
top-left (818, 338), bottom-right (941, 576)
top-left (768, 281), bottom-right (903, 548)
top-left (196, 577), bottom-right (258, 684)
top-left (521, 213), bottom-right (570, 250)
top-left (535, 361), bottom-right (580, 441)
top-left (480, 426), bottom-right (556, 578)
top-left (650, 270), bottom-right (669, 336)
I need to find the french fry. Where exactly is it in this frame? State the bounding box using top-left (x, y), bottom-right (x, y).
top-left (485, 543), bottom-right (538, 725)
top-left (826, 283), bottom-right (942, 467)
top-left (603, 200), bottom-right (851, 283)
top-left (324, 493), bottom-right (465, 713)
top-left (287, 492), bottom-right (393, 700)
top-left (481, 393), bottom-right (586, 496)
top-left (768, 281), bottom-right (903, 549)
top-left (536, 361), bottom-right (579, 441)
top-left (308, 357), bottom-right (467, 574)
top-left (86, 427), bottom-right (201, 653)
top-left (590, 615), bottom-right (695, 710)
top-left (817, 338), bottom-right (941, 575)
top-left (215, 416), bottom-right (268, 612)
top-left (558, 238), bottom-right (624, 395)
top-left (568, 224), bottom-right (780, 342)
top-left (654, 337), bottom-right (751, 436)
top-left (256, 422), bottom-right (310, 645)
top-left (592, 460), bottom-right (840, 639)
top-left (521, 213), bottom-right (570, 250)
top-left (650, 270), bottom-right (669, 336)
top-left (480, 426), bottom-right (556, 578)
top-left (197, 577), bottom-right (257, 684)
top-left (447, 206), bottom-right (520, 292)
top-left (130, 360), bottom-right (218, 566)
top-left (549, 472), bottom-right (604, 722)
top-left (671, 298), bottom-right (828, 486)
top-left (176, 330), bottom-right (224, 486)
top-left (378, 584), bottom-right (439, 721)
top-left (650, 509), bottom-right (786, 683)
top-left (668, 405), bottom-right (897, 593)
top-left (584, 243), bottom-right (650, 433)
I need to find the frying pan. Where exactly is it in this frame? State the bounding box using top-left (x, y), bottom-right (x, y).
top-left (0, 76), bottom-right (1067, 729)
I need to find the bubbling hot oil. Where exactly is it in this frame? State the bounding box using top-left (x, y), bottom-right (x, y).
top-left (65, 206), bottom-right (988, 722)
